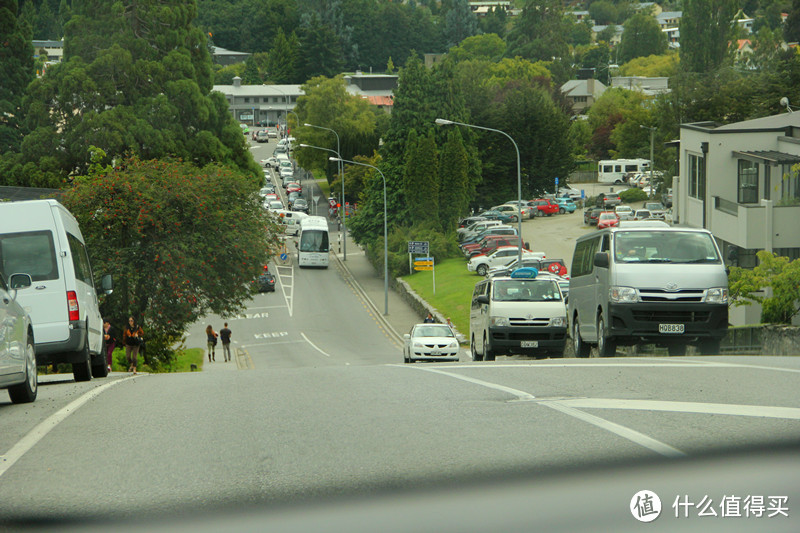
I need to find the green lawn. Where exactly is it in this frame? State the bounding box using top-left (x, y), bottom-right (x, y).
top-left (401, 257), bottom-right (478, 337)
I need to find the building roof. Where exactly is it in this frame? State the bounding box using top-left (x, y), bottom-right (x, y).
top-left (212, 83), bottom-right (303, 97)
top-left (732, 150), bottom-right (800, 164)
top-left (560, 79), bottom-right (607, 98)
top-left (713, 112), bottom-right (800, 131)
top-left (362, 95), bottom-right (394, 106)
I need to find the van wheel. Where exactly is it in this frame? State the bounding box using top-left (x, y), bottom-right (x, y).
top-left (483, 334), bottom-right (495, 361)
top-left (9, 336), bottom-right (37, 404)
top-left (73, 339), bottom-right (93, 382)
top-left (92, 340), bottom-right (109, 378)
top-left (667, 344), bottom-right (687, 356)
top-left (471, 336), bottom-right (483, 362)
top-left (596, 314), bottom-right (616, 357)
top-left (698, 339), bottom-right (721, 355)
top-left (476, 264), bottom-right (488, 276)
top-left (572, 317), bottom-right (591, 358)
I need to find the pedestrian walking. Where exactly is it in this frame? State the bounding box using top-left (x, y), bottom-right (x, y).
top-left (123, 316), bottom-right (144, 374)
top-left (206, 325), bottom-right (218, 362)
top-left (220, 323), bottom-right (232, 362)
top-left (103, 318), bottom-right (118, 372)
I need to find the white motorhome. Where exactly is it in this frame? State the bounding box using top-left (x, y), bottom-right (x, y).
top-left (0, 200), bottom-right (112, 381)
top-left (597, 159), bottom-right (650, 184)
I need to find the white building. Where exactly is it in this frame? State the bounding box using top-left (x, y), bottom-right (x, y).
top-left (676, 112), bottom-right (800, 325)
top-left (212, 78), bottom-right (303, 127)
top-left (611, 76), bottom-right (670, 95)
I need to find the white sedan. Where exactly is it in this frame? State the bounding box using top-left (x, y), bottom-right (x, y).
top-left (403, 324), bottom-right (460, 363)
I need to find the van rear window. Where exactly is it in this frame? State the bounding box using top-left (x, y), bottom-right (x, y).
top-left (0, 231), bottom-right (59, 282)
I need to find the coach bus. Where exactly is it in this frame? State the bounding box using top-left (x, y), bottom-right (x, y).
top-left (297, 216), bottom-right (330, 268)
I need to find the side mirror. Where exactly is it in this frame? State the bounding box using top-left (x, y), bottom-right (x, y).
top-left (593, 252), bottom-right (609, 268)
top-left (403, 334), bottom-right (410, 340)
top-left (99, 274), bottom-right (113, 295)
top-left (9, 273), bottom-right (32, 290)
top-left (476, 295), bottom-right (490, 305)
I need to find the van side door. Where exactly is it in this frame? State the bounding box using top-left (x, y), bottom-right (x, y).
top-left (592, 233), bottom-right (612, 339)
top-left (569, 235), bottom-right (601, 342)
top-left (469, 281), bottom-right (489, 351)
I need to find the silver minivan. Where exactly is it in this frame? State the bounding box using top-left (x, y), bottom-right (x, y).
top-left (568, 227), bottom-right (728, 357)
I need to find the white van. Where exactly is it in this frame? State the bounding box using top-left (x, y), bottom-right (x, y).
top-left (0, 200), bottom-right (112, 381)
top-left (272, 209), bottom-right (308, 235)
top-left (597, 159), bottom-right (650, 184)
top-left (469, 268), bottom-right (567, 361)
top-left (568, 227), bottom-right (728, 357)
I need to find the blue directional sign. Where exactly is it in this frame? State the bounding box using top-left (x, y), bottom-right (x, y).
top-left (280, 253), bottom-right (288, 261)
top-left (555, 177), bottom-right (559, 186)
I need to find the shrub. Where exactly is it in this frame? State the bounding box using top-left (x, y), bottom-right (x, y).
top-left (620, 187), bottom-right (648, 203)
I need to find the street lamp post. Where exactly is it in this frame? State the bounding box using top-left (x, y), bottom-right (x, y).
top-left (435, 118), bottom-right (524, 265)
top-left (641, 125), bottom-right (656, 199)
top-left (330, 156), bottom-right (388, 316)
top-left (306, 123), bottom-right (345, 261)
top-left (270, 85), bottom-right (290, 137)
top-left (299, 143), bottom-right (340, 218)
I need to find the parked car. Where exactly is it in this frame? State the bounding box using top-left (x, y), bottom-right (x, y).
top-left (596, 211), bottom-right (620, 230)
top-left (528, 198), bottom-right (559, 217)
top-left (468, 246), bottom-right (540, 276)
top-left (254, 271), bottom-right (276, 292)
top-left (644, 202), bottom-right (667, 220)
top-left (662, 187), bottom-right (673, 208)
top-left (459, 225), bottom-right (517, 248)
top-left (262, 157), bottom-right (279, 169)
top-left (502, 201), bottom-right (534, 219)
top-left (468, 236), bottom-right (525, 258)
top-left (633, 209), bottom-right (652, 221)
top-left (458, 216), bottom-right (487, 229)
top-left (403, 323), bottom-right (460, 363)
top-left (0, 272), bottom-right (37, 403)
top-left (478, 210), bottom-right (514, 224)
top-left (554, 197), bottom-right (576, 214)
top-left (491, 204), bottom-right (524, 222)
top-left (584, 207), bottom-right (604, 225)
top-left (462, 235), bottom-right (518, 257)
top-left (614, 205), bottom-right (634, 221)
top-left (557, 186), bottom-right (582, 202)
top-left (596, 192), bottom-right (622, 209)
top-left (457, 219), bottom-right (503, 242)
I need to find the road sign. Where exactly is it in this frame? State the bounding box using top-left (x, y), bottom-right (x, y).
top-left (555, 177), bottom-right (559, 186)
top-left (280, 253), bottom-right (287, 261)
top-left (408, 241), bottom-right (429, 254)
top-left (414, 266), bottom-right (434, 271)
top-left (312, 194), bottom-right (320, 204)
top-left (414, 258), bottom-right (433, 266)
top-left (581, 189), bottom-right (585, 199)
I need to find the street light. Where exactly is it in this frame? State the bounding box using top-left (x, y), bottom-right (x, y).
top-left (640, 125), bottom-right (656, 199)
top-left (270, 85), bottom-right (290, 137)
top-left (299, 143), bottom-right (339, 218)
top-left (435, 118), bottom-right (524, 265)
top-left (330, 156), bottom-right (388, 316)
top-left (306, 123), bottom-right (346, 260)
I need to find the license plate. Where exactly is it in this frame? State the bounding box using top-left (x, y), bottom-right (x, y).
top-left (520, 341), bottom-right (539, 348)
top-left (430, 350), bottom-right (440, 356)
top-left (659, 324), bottom-right (685, 334)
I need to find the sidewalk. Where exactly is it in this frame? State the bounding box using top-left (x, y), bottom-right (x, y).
top-left (330, 225), bottom-right (423, 343)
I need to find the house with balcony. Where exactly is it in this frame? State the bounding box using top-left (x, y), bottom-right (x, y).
top-left (675, 112), bottom-right (800, 325)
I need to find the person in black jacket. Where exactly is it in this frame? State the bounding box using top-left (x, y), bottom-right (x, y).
top-left (103, 318), bottom-right (118, 372)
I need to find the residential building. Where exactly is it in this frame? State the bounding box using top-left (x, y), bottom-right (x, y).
top-left (592, 25), bottom-right (624, 46)
top-left (655, 11), bottom-right (682, 29)
top-left (344, 72), bottom-right (398, 113)
top-left (560, 78), bottom-right (607, 114)
top-left (212, 77), bottom-right (303, 127)
top-left (611, 76), bottom-right (670, 95)
top-left (468, 1), bottom-right (511, 15)
top-left (210, 46), bottom-right (251, 66)
top-left (676, 112), bottom-right (800, 325)
top-left (32, 40), bottom-right (64, 62)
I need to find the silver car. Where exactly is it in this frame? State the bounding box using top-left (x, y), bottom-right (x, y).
top-left (403, 323), bottom-right (460, 363)
top-left (0, 273), bottom-right (37, 403)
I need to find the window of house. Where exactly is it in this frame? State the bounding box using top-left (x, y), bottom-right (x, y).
top-left (244, 97), bottom-right (250, 103)
top-left (688, 154), bottom-right (705, 200)
top-left (737, 160), bottom-right (758, 204)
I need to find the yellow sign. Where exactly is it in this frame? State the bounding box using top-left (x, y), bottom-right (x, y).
top-left (414, 260), bottom-right (433, 266)
top-left (414, 266), bottom-right (434, 271)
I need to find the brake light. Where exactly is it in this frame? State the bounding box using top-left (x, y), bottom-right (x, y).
top-left (67, 291), bottom-right (80, 321)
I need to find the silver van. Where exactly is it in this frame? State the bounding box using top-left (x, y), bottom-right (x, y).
top-left (0, 200), bottom-right (112, 381)
top-left (568, 227), bottom-right (728, 357)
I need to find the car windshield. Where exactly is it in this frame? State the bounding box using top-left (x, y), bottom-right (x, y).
top-left (492, 279), bottom-right (561, 301)
top-left (413, 325), bottom-right (455, 338)
top-left (614, 231), bottom-right (722, 263)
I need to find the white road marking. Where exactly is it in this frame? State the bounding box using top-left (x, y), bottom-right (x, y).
top-left (241, 340), bottom-right (305, 348)
top-left (0, 376), bottom-right (138, 478)
top-left (558, 398), bottom-right (800, 420)
top-left (393, 365), bottom-right (686, 458)
top-left (540, 401), bottom-right (686, 458)
top-left (301, 332), bottom-right (331, 357)
top-left (274, 263), bottom-right (294, 317)
top-left (425, 361), bottom-right (800, 373)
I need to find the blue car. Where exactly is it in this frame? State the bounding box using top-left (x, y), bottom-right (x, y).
top-left (554, 197), bottom-right (577, 214)
top-left (478, 210), bottom-right (513, 224)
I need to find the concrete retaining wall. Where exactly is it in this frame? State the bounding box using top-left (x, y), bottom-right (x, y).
top-left (395, 277), bottom-right (468, 344)
top-left (761, 325), bottom-right (800, 355)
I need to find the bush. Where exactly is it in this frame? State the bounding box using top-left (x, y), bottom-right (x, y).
top-left (620, 188), bottom-right (648, 203)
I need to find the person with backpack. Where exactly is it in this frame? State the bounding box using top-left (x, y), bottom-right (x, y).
top-left (220, 323), bottom-right (232, 362)
top-left (123, 317), bottom-right (144, 374)
top-left (205, 325), bottom-right (218, 362)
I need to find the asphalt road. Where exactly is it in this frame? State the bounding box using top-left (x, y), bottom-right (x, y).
top-left (1, 137), bottom-right (798, 530)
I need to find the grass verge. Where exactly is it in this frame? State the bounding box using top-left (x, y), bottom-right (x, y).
top-left (401, 257), bottom-right (478, 337)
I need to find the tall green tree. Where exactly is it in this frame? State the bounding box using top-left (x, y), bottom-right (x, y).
top-left (62, 155), bottom-right (281, 366)
top-left (242, 56), bottom-right (261, 84)
top-left (479, 6), bottom-right (507, 39)
top-left (297, 11), bottom-right (344, 80)
top-left (787, 0), bottom-right (800, 43)
top-left (438, 127), bottom-right (470, 230)
top-left (267, 28), bottom-right (300, 83)
top-left (10, 0), bottom-right (260, 186)
top-left (680, 0), bottom-right (738, 73)
top-left (443, 0), bottom-right (480, 49)
top-left (617, 13), bottom-right (667, 64)
top-left (505, 0), bottom-right (569, 62)
top-left (403, 129), bottom-right (439, 226)
top-left (0, 0), bottom-right (35, 154)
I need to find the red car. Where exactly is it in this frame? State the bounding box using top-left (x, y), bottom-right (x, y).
top-left (528, 198), bottom-right (559, 217)
top-left (286, 183), bottom-right (302, 194)
top-left (596, 211), bottom-right (620, 229)
top-left (469, 236), bottom-right (525, 258)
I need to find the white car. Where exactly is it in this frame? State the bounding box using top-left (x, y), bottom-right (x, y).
top-left (265, 200), bottom-right (283, 211)
top-left (614, 205), bottom-right (634, 221)
top-left (468, 246), bottom-right (542, 277)
top-left (503, 201), bottom-right (533, 219)
top-left (0, 272), bottom-right (37, 403)
top-left (490, 204), bottom-right (523, 222)
top-left (262, 157), bottom-right (279, 169)
top-left (403, 323), bottom-right (460, 363)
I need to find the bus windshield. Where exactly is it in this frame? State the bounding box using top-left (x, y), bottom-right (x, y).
top-left (299, 230), bottom-right (329, 252)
